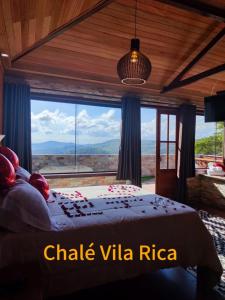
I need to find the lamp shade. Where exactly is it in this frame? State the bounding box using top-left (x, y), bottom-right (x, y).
top-left (117, 39), bottom-right (151, 85)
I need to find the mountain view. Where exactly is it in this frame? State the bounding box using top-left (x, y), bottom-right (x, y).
top-left (32, 139), bottom-right (161, 155)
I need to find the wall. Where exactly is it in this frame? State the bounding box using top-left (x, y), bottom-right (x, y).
top-left (0, 62), bottom-right (3, 134)
top-left (187, 174), bottom-right (225, 210)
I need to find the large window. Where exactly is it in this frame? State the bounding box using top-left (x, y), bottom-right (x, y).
top-left (195, 115), bottom-right (224, 168)
top-left (31, 100), bottom-right (121, 174)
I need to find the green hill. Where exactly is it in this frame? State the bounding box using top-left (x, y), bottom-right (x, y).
top-left (32, 139), bottom-right (159, 155)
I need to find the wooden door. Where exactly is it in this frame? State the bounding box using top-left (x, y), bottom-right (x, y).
top-left (156, 109), bottom-right (179, 199)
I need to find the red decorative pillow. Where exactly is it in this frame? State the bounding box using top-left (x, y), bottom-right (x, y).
top-left (0, 154), bottom-right (16, 188)
top-left (0, 147), bottom-right (19, 170)
top-left (29, 173), bottom-right (50, 200)
top-left (213, 162), bottom-right (225, 171)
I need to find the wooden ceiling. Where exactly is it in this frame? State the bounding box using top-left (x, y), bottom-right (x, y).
top-left (2, 0), bottom-right (225, 109)
top-left (0, 0), bottom-right (101, 57)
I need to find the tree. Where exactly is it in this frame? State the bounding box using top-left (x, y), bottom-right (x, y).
top-left (195, 122), bottom-right (224, 156)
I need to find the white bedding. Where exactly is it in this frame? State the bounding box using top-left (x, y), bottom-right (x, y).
top-left (0, 184), bottom-right (222, 297)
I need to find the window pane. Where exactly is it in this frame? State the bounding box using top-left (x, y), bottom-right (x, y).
top-left (168, 143), bottom-right (176, 169)
top-left (195, 116), bottom-right (223, 169)
top-left (31, 100), bottom-right (121, 173)
top-left (160, 142), bottom-right (167, 169)
top-left (76, 104), bottom-right (121, 172)
top-left (169, 115), bottom-right (176, 141)
top-left (31, 100), bottom-right (76, 174)
top-left (160, 114), bottom-right (168, 141)
top-left (141, 108), bottom-right (156, 187)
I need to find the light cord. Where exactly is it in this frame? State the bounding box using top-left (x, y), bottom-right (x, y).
top-left (134, 0), bottom-right (137, 38)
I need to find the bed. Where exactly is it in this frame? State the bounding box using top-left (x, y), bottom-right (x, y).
top-left (0, 184), bottom-right (222, 297)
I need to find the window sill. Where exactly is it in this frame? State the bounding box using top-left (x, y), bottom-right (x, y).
top-left (44, 172), bottom-right (117, 179)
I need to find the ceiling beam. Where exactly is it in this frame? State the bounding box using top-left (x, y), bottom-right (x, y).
top-left (11, 0), bottom-right (114, 64)
top-left (157, 0), bottom-right (225, 22)
top-left (161, 63), bottom-right (225, 93)
top-left (161, 27), bottom-right (225, 93)
top-left (163, 23), bottom-right (222, 87)
top-left (166, 26), bottom-right (225, 85)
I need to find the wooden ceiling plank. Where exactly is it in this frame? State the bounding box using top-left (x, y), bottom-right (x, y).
top-left (118, 0), bottom-right (215, 26)
top-left (1, 0), bottom-right (16, 57)
top-left (21, 19), bottom-right (30, 50)
top-left (41, 16), bottom-right (51, 39)
top-left (88, 12), bottom-right (207, 42)
top-left (116, 0), bottom-right (219, 29)
top-left (11, 0), bottom-right (115, 64)
top-left (35, 0), bottom-right (47, 42)
top-left (49, 0), bottom-right (63, 32)
top-left (13, 21), bottom-right (22, 53)
top-left (28, 18), bottom-right (36, 47)
top-left (156, 0), bottom-right (225, 22)
top-left (63, 27), bottom-right (208, 59)
top-left (18, 44), bottom-right (194, 75)
top-left (108, 1), bottom-right (216, 30)
top-left (0, 2), bottom-right (10, 56)
top-left (66, 19), bottom-right (204, 51)
top-left (69, 9), bottom-right (215, 55)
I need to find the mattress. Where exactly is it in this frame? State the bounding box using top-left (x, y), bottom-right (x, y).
top-left (0, 184), bottom-right (222, 296)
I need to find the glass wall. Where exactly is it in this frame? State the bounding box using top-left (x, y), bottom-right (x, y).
top-left (31, 100), bottom-right (121, 173)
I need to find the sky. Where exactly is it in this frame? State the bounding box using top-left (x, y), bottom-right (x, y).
top-left (195, 115), bottom-right (216, 140)
top-left (31, 100), bottom-right (216, 144)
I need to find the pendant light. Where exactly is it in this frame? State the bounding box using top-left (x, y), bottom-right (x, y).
top-left (117, 0), bottom-right (152, 85)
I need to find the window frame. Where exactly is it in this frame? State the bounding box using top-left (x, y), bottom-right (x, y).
top-left (31, 93), bottom-right (122, 176)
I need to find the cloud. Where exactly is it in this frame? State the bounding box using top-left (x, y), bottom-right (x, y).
top-left (141, 119), bottom-right (156, 140)
top-left (31, 108), bottom-right (121, 143)
top-left (195, 116), bottom-right (215, 139)
top-left (31, 108), bottom-right (214, 144)
top-left (31, 108), bottom-right (162, 143)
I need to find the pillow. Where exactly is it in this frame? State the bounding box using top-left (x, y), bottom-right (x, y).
top-left (0, 147), bottom-right (19, 170)
top-left (0, 179), bottom-right (55, 232)
top-left (29, 173), bottom-right (50, 201)
top-left (0, 154), bottom-right (16, 188)
top-left (16, 166), bottom-right (31, 182)
top-left (213, 162), bottom-right (225, 172)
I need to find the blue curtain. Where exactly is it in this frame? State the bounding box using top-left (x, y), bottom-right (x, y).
top-left (3, 82), bottom-right (32, 172)
top-left (177, 104), bottom-right (196, 202)
top-left (117, 95), bottom-right (141, 187)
